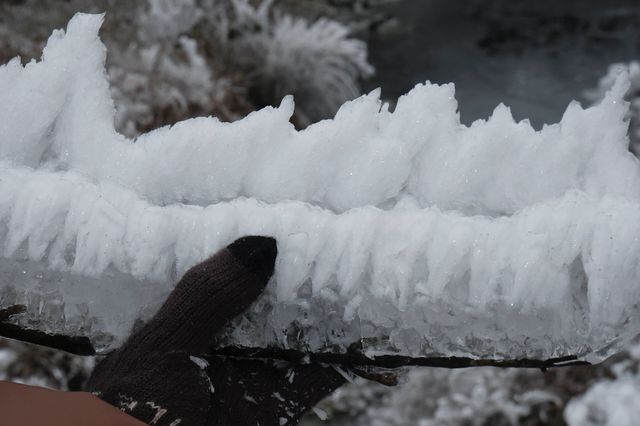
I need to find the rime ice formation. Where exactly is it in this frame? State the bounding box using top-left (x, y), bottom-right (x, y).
top-left (1, 13), bottom-right (640, 361)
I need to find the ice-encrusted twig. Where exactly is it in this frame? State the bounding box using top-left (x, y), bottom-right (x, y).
top-left (0, 306), bottom-right (95, 355)
top-left (0, 318), bottom-right (589, 370)
top-left (2, 13), bottom-right (640, 362)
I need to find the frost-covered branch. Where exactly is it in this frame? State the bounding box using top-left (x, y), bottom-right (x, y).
top-left (1, 14), bottom-right (640, 364)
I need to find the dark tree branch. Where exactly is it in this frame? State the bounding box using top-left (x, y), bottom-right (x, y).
top-left (0, 305), bottom-right (95, 355)
top-left (0, 307), bottom-right (590, 369)
top-left (207, 345), bottom-right (590, 371)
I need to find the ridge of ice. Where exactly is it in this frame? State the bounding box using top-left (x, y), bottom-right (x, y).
top-left (2, 13), bottom-right (640, 360)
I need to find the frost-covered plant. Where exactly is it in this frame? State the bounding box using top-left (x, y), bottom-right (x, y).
top-left (564, 342), bottom-right (640, 426)
top-left (313, 368), bottom-right (561, 426)
top-left (108, 0), bottom-right (233, 136)
top-left (317, 345), bottom-right (636, 426)
top-left (565, 376), bottom-right (640, 426)
top-left (0, 0), bottom-right (133, 61)
top-left (0, 0), bottom-right (231, 136)
top-left (210, 0), bottom-right (374, 124)
top-left (101, 0), bottom-right (250, 135)
top-left (108, 35), bottom-right (229, 136)
top-left (0, 339), bottom-right (93, 390)
top-left (275, 0), bottom-right (401, 35)
top-left (138, 0), bottom-right (203, 42)
top-left (0, 0), bottom-right (374, 133)
top-left (585, 62), bottom-right (640, 156)
top-left (118, 0), bottom-right (374, 129)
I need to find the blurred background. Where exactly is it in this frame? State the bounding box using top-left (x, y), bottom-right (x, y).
top-left (2, 1), bottom-right (640, 424)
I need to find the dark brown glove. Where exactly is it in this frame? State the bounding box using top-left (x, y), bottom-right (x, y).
top-left (86, 236), bottom-right (345, 425)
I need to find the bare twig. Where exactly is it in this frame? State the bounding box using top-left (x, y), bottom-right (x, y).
top-left (206, 346), bottom-right (590, 370)
top-left (0, 307), bottom-right (95, 355)
top-left (0, 313), bottom-right (591, 369)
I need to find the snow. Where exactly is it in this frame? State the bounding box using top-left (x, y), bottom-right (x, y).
top-left (320, 367), bottom-right (561, 426)
top-left (586, 61), bottom-right (640, 156)
top-left (564, 377), bottom-right (640, 426)
top-left (2, 13), bottom-right (640, 361)
top-left (562, 340), bottom-right (640, 426)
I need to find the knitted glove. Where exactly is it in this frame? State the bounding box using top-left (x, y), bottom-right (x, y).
top-left (86, 236), bottom-right (345, 426)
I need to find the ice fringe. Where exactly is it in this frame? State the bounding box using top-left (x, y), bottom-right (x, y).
top-left (1, 13), bottom-right (640, 360)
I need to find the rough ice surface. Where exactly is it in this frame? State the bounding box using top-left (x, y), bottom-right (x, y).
top-left (2, 13), bottom-right (640, 361)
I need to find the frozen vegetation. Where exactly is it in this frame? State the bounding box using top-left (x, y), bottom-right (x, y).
top-left (0, 338), bottom-right (93, 390)
top-left (2, 13), bottom-right (640, 364)
top-left (312, 368), bottom-right (561, 426)
top-left (565, 376), bottom-right (640, 426)
top-left (307, 342), bottom-right (640, 425)
top-left (0, 0), bottom-right (373, 135)
top-left (562, 342), bottom-right (640, 426)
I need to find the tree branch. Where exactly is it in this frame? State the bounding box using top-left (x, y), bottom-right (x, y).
top-left (0, 307), bottom-right (591, 369)
top-left (0, 305), bottom-right (95, 355)
top-left (207, 345), bottom-right (590, 371)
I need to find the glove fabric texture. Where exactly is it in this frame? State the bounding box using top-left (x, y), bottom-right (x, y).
top-left (86, 236), bottom-right (345, 425)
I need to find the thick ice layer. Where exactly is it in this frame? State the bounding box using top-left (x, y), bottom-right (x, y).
top-left (1, 13), bottom-right (640, 361)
